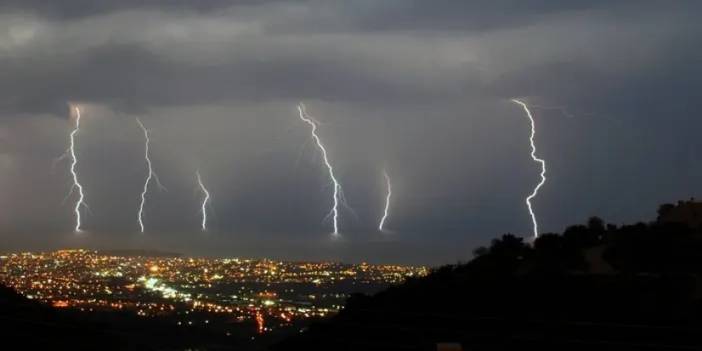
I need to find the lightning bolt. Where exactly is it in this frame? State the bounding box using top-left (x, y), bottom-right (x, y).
top-left (67, 106), bottom-right (86, 233)
top-left (297, 103), bottom-right (343, 236)
top-left (196, 170), bottom-right (211, 231)
top-left (136, 118), bottom-right (165, 233)
top-left (511, 99), bottom-right (547, 239)
top-left (379, 169), bottom-right (392, 232)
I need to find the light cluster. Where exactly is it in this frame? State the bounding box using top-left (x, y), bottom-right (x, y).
top-left (0, 249), bottom-right (426, 332)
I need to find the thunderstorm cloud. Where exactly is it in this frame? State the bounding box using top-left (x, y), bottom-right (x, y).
top-left (0, 1), bottom-right (700, 265)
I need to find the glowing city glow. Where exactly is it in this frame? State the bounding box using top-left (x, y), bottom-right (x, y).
top-left (0, 249), bottom-right (427, 335)
top-left (296, 103), bottom-right (343, 236)
top-left (379, 169), bottom-right (392, 232)
top-left (511, 99), bottom-right (547, 239)
top-left (139, 276), bottom-right (191, 301)
top-left (256, 311), bottom-right (265, 334)
top-left (196, 170), bottom-right (211, 231)
top-left (136, 118), bottom-right (165, 233)
top-left (68, 106), bottom-right (86, 232)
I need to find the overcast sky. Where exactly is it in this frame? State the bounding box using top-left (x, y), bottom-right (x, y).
top-left (0, 1), bottom-right (700, 265)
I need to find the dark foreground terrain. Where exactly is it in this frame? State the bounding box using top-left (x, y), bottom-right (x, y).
top-left (275, 203), bottom-right (702, 350)
top-left (0, 283), bottom-right (261, 350)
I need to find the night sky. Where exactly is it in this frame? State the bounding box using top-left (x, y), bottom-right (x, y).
top-left (0, 1), bottom-right (700, 265)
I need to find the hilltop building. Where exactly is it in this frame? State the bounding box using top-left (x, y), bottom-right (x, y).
top-left (657, 198), bottom-right (702, 229)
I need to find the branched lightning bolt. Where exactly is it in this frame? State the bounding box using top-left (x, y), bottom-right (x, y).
top-left (379, 169), bottom-right (392, 232)
top-left (511, 99), bottom-right (547, 239)
top-left (136, 118), bottom-right (165, 233)
top-left (196, 170), bottom-right (211, 231)
top-left (297, 103), bottom-right (343, 236)
top-left (68, 106), bottom-right (86, 232)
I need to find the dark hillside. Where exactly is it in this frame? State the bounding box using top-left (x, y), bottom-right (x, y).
top-left (275, 207), bottom-right (702, 350)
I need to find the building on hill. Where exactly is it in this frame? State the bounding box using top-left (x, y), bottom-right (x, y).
top-left (657, 198), bottom-right (702, 229)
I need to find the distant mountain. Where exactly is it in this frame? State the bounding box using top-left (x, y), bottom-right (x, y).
top-left (273, 204), bottom-right (702, 351)
top-left (98, 249), bottom-right (183, 258)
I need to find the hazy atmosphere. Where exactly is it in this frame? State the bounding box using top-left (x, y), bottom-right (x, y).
top-left (1, 1), bottom-right (700, 265)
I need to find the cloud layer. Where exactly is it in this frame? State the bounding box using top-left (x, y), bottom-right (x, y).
top-left (0, 1), bottom-right (700, 265)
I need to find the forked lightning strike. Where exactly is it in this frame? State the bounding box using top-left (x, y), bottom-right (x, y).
top-left (196, 170), bottom-right (211, 231)
top-left (511, 99), bottom-right (547, 239)
top-left (379, 169), bottom-right (392, 232)
top-left (297, 103), bottom-right (343, 236)
top-left (136, 118), bottom-right (165, 233)
top-left (67, 106), bottom-right (86, 232)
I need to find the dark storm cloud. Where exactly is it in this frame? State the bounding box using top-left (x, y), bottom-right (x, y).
top-left (0, 1), bottom-right (699, 115)
top-left (0, 0), bottom-right (274, 19)
top-left (0, 1), bottom-right (701, 265)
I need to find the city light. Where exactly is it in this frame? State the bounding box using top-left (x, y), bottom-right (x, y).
top-left (0, 249), bottom-right (427, 333)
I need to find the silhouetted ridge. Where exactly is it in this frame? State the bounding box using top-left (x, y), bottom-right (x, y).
top-left (0, 284), bottom-right (250, 350)
top-left (275, 204), bottom-right (702, 351)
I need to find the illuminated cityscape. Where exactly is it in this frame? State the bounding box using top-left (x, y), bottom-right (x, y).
top-left (0, 249), bottom-right (426, 335)
top-left (1, 1), bottom-right (698, 349)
